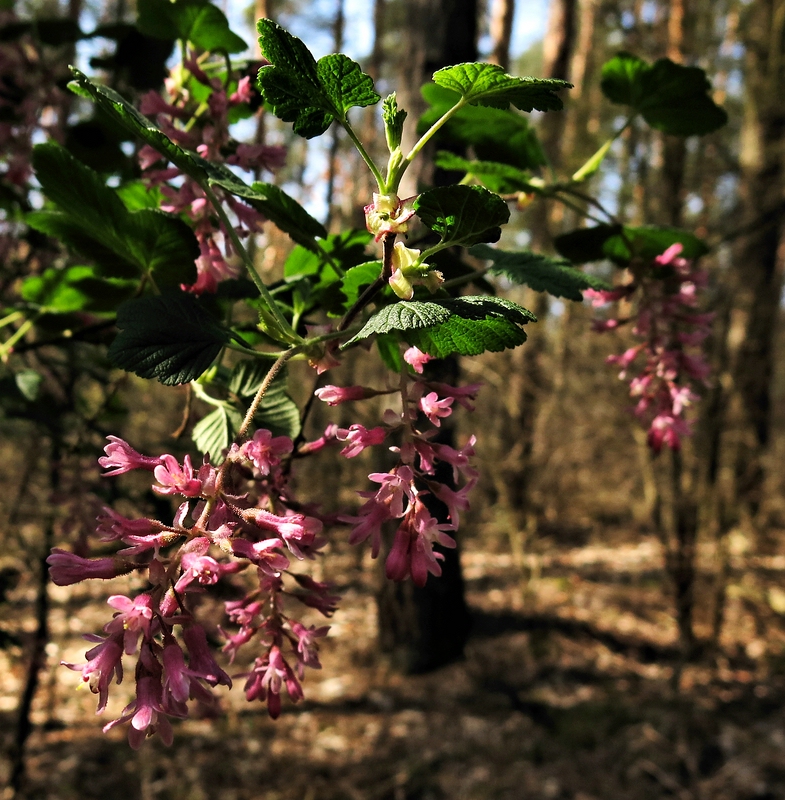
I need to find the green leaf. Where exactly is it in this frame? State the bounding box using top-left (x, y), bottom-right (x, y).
top-left (340, 261), bottom-right (381, 308)
top-left (68, 68), bottom-right (208, 180)
top-left (226, 360), bottom-right (301, 438)
top-left (204, 162), bottom-right (327, 250)
top-left (253, 373), bottom-right (301, 440)
top-left (192, 406), bottom-right (243, 462)
top-left (27, 211), bottom-right (140, 280)
top-left (21, 265), bottom-right (135, 312)
top-left (67, 71), bottom-right (323, 250)
top-left (469, 244), bottom-right (612, 301)
top-left (555, 224), bottom-right (709, 265)
top-left (137, 0), bottom-right (246, 53)
top-left (420, 84), bottom-right (546, 171)
top-left (376, 334), bottom-right (403, 372)
top-left (256, 19), bottom-right (379, 139)
top-left (284, 229), bottom-right (371, 280)
top-left (382, 93), bottom-right (407, 151)
top-left (415, 185), bottom-right (510, 248)
top-left (15, 370), bottom-right (43, 402)
top-left (32, 143), bottom-right (198, 287)
top-left (109, 292), bottom-right (231, 385)
top-left (344, 296), bottom-right (535, 358)
top-left (434, 152), bottom-right (532, 193)
top-left (432, 63), bottom-right (570, 111)
top-left (116, 180), bottom-right (164, 211)
top-left (600, 52), bottom-right (727, 136)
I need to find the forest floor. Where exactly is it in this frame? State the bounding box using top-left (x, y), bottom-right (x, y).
top-left (3, 525), bottom-right (785, 800)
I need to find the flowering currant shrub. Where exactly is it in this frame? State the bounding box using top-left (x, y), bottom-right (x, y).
top-left (0, 5), bottom-right (725, 747)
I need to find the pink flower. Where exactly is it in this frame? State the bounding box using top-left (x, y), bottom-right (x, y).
top-left (47, 550), bottom-right (122, 585)
top-left (385, 501), bottom-right (456, 587)
top-left (314, 385), bottom-right (368, 405)
top-left (231, 537), bottom-right (290, 576)
top-left (432, 478), bottom-right (476, 529)
top-left (183, 624), bottom-right (232, 687)
top-left (104, 674), bottom-right (175, 749)
top-left (104, 594), bottom-right (154, 654)
top-left (336, 424), bottom-right (387, 458)
top-left (62, 632), bottom-right (124, 713)
top-left (290, 622), bottom-right (329, 669)
top-left (153, 454), bottom-right (203, 497)
top-left (98, 436), bottom-right (162, 476)
top-left (403, 346), bottom-right (433, 374)
top-left (419, 391), bottom-right (454, 427)
top-left (240, 429), bottom-right (293, 475)
top-left (244, 646), bottom-right (302, 719)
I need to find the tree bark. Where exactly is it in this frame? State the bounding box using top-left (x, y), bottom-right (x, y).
top-left (375, 0), bottom-right (477, 673)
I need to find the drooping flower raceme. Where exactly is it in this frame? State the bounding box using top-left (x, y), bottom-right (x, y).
top-left (588, 243), bottom-right (712, 452)
top-left (49, 433), bottom-right (336, 746)
top-left (321, 348), bottom-right (481, 587)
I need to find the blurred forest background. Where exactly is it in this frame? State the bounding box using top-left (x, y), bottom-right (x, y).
top-left (2, 0), bottom-right (785, 798)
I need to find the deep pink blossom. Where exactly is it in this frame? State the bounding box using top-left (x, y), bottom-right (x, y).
top-left (62, 633), bottom-right (124, 713)
top-left (153, 454), bottom-right (203, 497)
top-left (336, 424), bottom-right (387, 457)
top-left (240, 429), bottom-right (293, 475)
top-left (47, 550), bottom-right (122, 585)
top-left (98, 436), bottom-right (162, 476)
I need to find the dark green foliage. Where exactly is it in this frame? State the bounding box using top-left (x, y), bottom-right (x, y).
top-left (470, 245), bottom-right (612, 301)
top-left (109, 292), bottom-right (232, 385)
top-left (256, 19), bottom-right (379, 139)
top-left (601, 52), bottom-right (727, 136)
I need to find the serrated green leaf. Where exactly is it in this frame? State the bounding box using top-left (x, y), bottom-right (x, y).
top-left (68, 68), bottom-right (207, 180)
top-left (253, 372), bottom-right (301, 440)
top-left (420, 84), bottom-right (546, 171)
top-left (256, 19), bottom-right (379, 139)
top-left (555, 224), bottom-right (709, 265)
top-left (26, 211), bottom-right (140, 279)
top-left (192, 405), bottom-right (243, 462)
top-left (415, 185), bottom-right (510, 248)
top-left (228, 359), bottom-right (268, 397)
top-left (432, 62), bottom-right (570, 111)
top-left (67, 72), bottom-right (325, 251)
top-left (109, 292), bottom-right (231, 385)
top-left (469, 244), bottom-right (612, 301)
top-left (138, 0), bottom-right (246, 53)
top-left (344, 295), bottom-right (535, 358)
top-left (204, 162), bottom-right (327, 250)
top-left (600, 52), bottom-right (727, 136)
top-left (32, 143), bottom-right (198, 287)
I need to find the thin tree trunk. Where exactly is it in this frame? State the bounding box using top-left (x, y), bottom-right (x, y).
top-left (488, 0), bottom-right (515, 70)
top-left (376, 0), bottom-right (477, 673)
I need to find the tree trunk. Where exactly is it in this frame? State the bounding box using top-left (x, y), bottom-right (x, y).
top-left (375, 0), bottom-right (477, 673)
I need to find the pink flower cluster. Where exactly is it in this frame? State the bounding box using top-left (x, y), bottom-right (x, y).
top-left (317, 348), bottom-right (481, 587)
top-left (139, 54), bottom-right (286, 293)
top-left (588, 243), bottom-right (713, 452)
top-left (48, 429), bottom-right (336, 747)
